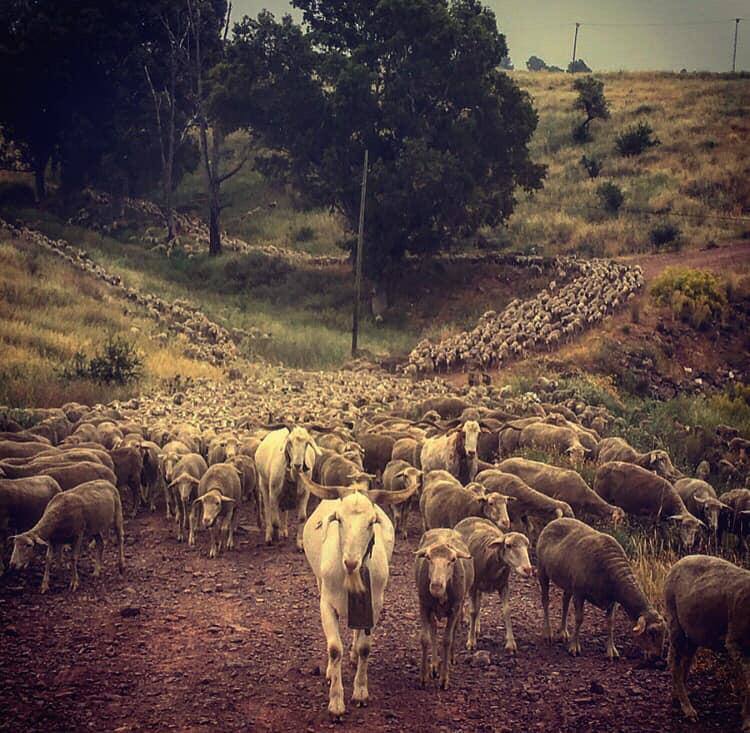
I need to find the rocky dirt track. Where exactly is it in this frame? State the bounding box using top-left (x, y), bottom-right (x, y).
top-left (0, 505), bottom-right (744, 733)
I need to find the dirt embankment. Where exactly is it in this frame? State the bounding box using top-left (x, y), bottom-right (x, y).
top-left (0, 510), bottom-right (743, 733)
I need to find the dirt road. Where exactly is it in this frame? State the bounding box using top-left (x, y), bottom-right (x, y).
top-left (0, 508), bottom-right (743, 732)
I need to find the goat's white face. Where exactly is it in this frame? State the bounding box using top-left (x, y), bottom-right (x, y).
top-left (462, 421), bottom-right (480, 457)
top-left (286, 427), bottom-right (315, 474)
top-left (334, 493), bottom-right (378, 586)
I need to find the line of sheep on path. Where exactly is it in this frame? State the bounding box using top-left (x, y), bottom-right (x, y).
top-left (406, 257), bottom-right (644, 375)
top-left (0, 217), bottom-right (275, 365)
top-left (1, 387), bottom-right (749, 729)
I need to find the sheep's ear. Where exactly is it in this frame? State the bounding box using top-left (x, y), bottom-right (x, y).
top-left (488, 537), bottom-right (505, 549)
top-left (191, 496), bottom-right (205, 510)
top-left (649, 452), bottom-right (658, 465)
top-left (693, 495), bottom-right (707, 504)
top-left (414, 544), bottom-right (434, 558)
top-left (32, 534), bottom-right (48, 547)
top-left (632, 615), bottom-right (647, 635)
top-left (219, 496), bottom-right (236, 507)
top-left (555, 507), bottom-right (564, 519)
top-left (449, 546), bottom-right (473, 560)
top-left (666, 514), bottom-right (684, 522)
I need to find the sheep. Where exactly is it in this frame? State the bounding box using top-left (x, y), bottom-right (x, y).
top-left (420, 420), bottom-right (482, 483)
top-left (382, 460), bottom-right (423, 539)
top-left (537, 518), bottom-right (666, 660)
top-left (9, 480), bottom-right (125, 593)
top-left (391, 437), bottom-right (422, 469)
top-left (664, 555), bottom-right (750, 730)
top-left (414, 528), bottom-right (474, 689)
top-left (0, 440), bottom-right (52, 460)
top-left (0, 461), bottom-right (116, 492)
top-left (454, 516), bottom-right (533, 654)
top-left (597, 437), bottom-right (682, 481)
top-left (594, 462), bottom-right (704, 549)
top-left (517, 423), bottom-right (591, 463)
top-left (0, 476), bottom-right (62, 573)
top-left (421, 476), bottom-right (511, 532)
top-left (168, 453), bottom-right (208, 542)
top-left (357, 433), bottom-right (396, 477)
top-left (255, 426), bottom-right (321, 548)
top-left (497, 457), bottom-right (624, 526)
top-left (475, 468), bottom-right (574, 539)
top-left (110, 444), bottom-right (144, 518)
top-left (301, 475), bottom-right (418, 719)
top-left (207, 434), bottom-right (240, 465)
top-left (137, 440), bottom-right (162, 512)
top-left (0, 447), bottom-right (113, 475)
top-left (238, 436), bottom-right (261, 459)
top-left (189, 463), bottom-right (242, 558)
top-left (320, 453), bottom-right (374, 489)
top-left (720, 488), bottom-right (750, 556)
top-left (97, 421), bottom-right (123, 450)
top-left (674, 478), bottom-right (729, 537)
top-left (415, 397), bottom-right (470, 420)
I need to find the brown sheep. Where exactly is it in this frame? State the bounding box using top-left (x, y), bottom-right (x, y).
top-left (594, 462), bottom-right (704, 549)
top-left (674, 478), bottom-right (729, 536)
top-left (9, 480), bottom-right (125, 593)
top-left (537, 518), bottom-right (666, 660)
top-left (110, 445), bottom-right (144, 518)
top-left (1, 461), bottom-right (116, 492)
top-left (421, 477), bottom-right (512, 533)
top-left (454, 517), bottom-right (533, 654)
top-left (168, 453), bottom-right (208, 542)
top-left (357, 433), bottom-right (395, 477)
top-left (189, 463), bottom-right (242, 558)
top-left (475, 468), bottom-right (574, 540)
top-left (517, 423), bottom-right (591, 463)
top-left (414, 528), bottom-right (474, 689)
top-left (664, 555), bottom-right (750, 730)
top-left (497, 457), bottom-right (624, 526)
top-left (0, 440), bottom-right (52, 460)
top-left (720, 488), bottom-right (750, 556)
top-left (597, 437), bottom-right (682, 481)
top-left (382, 460), bottom-right (423, 539)
top-left (0, 476), bottom-right (62, 573)
top-left (391, 437), bottom-right (422, 469)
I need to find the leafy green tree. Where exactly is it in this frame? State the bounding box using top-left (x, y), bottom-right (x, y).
top-left (220, 1), bottom-right (545, 276)
top-left (568, 58), bottom-right (592, 73)
top-left (572, 76), bottom-right (609, 143)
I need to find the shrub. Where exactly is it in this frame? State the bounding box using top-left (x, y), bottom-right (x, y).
top-left (572, 76), bottom-right (609, 144)
top-left (62, 335), bottom-right (143, 385)
top-left (293, 225), bottom-right (315, 243)
top-left (651, 268), bottom-right (727, 329)
top-left (572, 122), bottom-right (591, 144)
top-left (615, 122), bottom-right (660, 157)
top-left (597, 182), bottom-right (624, 214)
top-left (580, 155), bottom-right (601, 178)
top-left (649, 222), bottom-right (682, 251)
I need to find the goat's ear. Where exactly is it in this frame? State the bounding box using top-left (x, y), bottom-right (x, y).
top-left (632, 615), bottom-right (647, 635)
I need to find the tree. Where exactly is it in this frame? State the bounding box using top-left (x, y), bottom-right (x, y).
top-left (568, 58), bottom-right (592, 73)
top-left (187, 0), bottom-right (248, 256)
top-left (499, 55), bottom-right (514, 70)
top-left (223, 1), bottom-right (545, 277)
top-left (526, 55), bottom-right (548, 71)
top-left (572, 76), bottom-right (609, 143)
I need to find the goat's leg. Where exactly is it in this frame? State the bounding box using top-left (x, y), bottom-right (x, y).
top-left (295, 486), bottom-right (309, 551)
top-left (321, 599), bottom-right (345, 719)
top-left (352, 628), bottom-right (371, 707)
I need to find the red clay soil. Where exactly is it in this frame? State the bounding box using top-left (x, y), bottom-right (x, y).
top-left (0, 509), bottom-right (744, 733)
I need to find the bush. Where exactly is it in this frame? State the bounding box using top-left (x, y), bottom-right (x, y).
top-left (293, 225), bottom-right (315, 243)
top-left (597, 182), bottom-right (624, 214)
top-left (650, 222), bottom-right (682, 251)
top-left (651, 268), bottom-right (727, 329)
top-left (615, 122), bottom-right (660, 157)
top-left (62, 335), bottom-right (143, 385)
top-left (580, 155), bottom-right (602, 178)
top-left (572, 122), bottom-right (591, 144)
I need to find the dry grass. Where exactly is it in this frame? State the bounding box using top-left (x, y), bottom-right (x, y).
top-left (502, 71), bottom-right (750, 255)
top-left (0, 238), bottom-right (222, 407)
top-left (628, 533), bottom-right (679, 612)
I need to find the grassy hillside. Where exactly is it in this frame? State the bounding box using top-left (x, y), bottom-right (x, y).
top-left (0, 234), bottom-right (222, 407)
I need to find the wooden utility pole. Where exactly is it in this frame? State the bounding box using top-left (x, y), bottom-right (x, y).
top-left (571, 22), bottom-right (580, 72)
top-left (733, 18), bottom-right (741, 73)
top-left (351, 149), bottom-right (368, 357)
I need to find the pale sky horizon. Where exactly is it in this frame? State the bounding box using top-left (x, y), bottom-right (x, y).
top-left (232, 0), bottom-right (749, 72)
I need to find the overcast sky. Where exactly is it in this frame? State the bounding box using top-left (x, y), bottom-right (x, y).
top-left (231, 0), bottom-right (749, 72)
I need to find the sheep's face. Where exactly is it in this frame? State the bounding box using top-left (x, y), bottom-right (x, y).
top-left (671, 515), bottom-right (704, 549)
top-left (199, 491), bottom-right (232, 528)
top-left (480, 493), bottom-right (511, 530)
top-left (649, 451), bottom-right (677, 480)
top-left (632, 612), bottom-right (666, 660)
top-left (462, 421), bottom-right (481, 457)
top-left (10, 535), bottom-right (39, 569)
top-left (162, 453), bottom-right (180, 482)
top-left (499, 533), bottom-right (533, 577)
top-left (556, 501), bottom-right (575, 519)
top-left (565, 445), bottom-right (586, 464)
top-left (699, 498), bottom-right (724, 533)
top-left (224, 438), bottom-right (239, 459)
top-left (416, 544), bottom-right (469, 601)
top-left (176, 477), bottom-right (197, 505)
